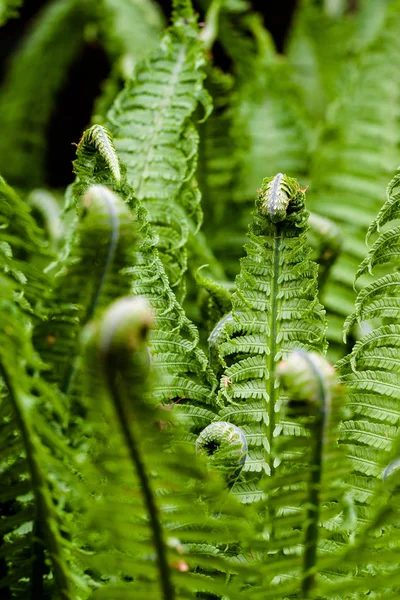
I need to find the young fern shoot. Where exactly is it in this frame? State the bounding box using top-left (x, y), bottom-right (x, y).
top-left (34, 184), bottom-right (137, 410)
top-left (215, 173), bottom-right (326, 502)
top-left (276, 350), bottom-right (349, 598)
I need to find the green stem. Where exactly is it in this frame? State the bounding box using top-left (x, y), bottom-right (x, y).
top-left (104, 358), bottom-right (175, 600)
top-left (1, 363), bottom-right (71, 599)
top-left (62, 189), bottom-right (120, 397)
top-left (302, 356), bottom-right (329, 597)
top-left (267, 230), bottom-right (281, 478)
top-left (199, 0), bottom-right (223, 52)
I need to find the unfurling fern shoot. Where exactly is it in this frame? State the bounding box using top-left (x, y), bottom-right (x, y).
top-left (278, 350), bottom-right (348, 597)
top-left (196, 421), bottom-right (247, 488)
top-left (216, 173), bottom-right (327, 501)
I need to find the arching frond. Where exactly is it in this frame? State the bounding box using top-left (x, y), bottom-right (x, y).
top-left (338, 168), bottom-right (400, 508)
top-left (215, 174), bottom-right (326, 500)
top-left (70, 124), bottom-right (218, 429)
top-left (305, 0), bottom-right (400, 357)
top-left (256, 350), bottom-right (351, 597)
top-left (106, 0), bottom-right (211, 295)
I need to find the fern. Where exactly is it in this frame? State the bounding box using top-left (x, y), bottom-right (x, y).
top-left (0, 179), bottom-right (87, 596)
top-left (81, 296), bottom-right (257, 599)
top-left (0, 176), bottom-right (50, 320)
top-left (339, 168), bottom-right (400, 508)
top-left (96, 0), bottom-right (164, 69)
top-left (305, 0), bottom-right (400, 357)
top-left (256, 350), bottom-right (351, 598)
top-left (71, 124), bottom-right (218, 431)
top-left (34, 183), bottom-right (137, 407)
top-left (106, 0), bottom-right (212, 295)
top-left (215, 174), bottom-right (326, 501)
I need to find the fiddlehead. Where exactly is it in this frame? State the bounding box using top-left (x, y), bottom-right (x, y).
top-left (73, 125), bottom-right (122, 197)
top-left (196, 421), bottom-right (247, 488)
top-left (34, 185), bottom-right (137, 406)
top-left (257, 172), bottom-right (295, 223)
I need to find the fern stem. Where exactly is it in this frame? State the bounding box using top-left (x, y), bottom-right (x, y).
top-left (0, 363), bottom-right (71, 599)
top-left (104, 366), bottom-right (175, 600)
top-left (267, 230), bottom-right (281, 478)
top-left (62, 187), bottom-right (120, 397)
top-left (200, 0), bottom-right (222, 52)
top-left (301, 355), bottom-right (329, 597)
top-left (100, 299), bottom-right (175, 600)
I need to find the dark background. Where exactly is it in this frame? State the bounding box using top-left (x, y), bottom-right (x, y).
top-left (0, 0), bottom-right (297, 187)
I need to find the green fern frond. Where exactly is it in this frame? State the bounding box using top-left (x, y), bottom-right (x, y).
top-left (0, 0), bottom-right (89, 188)
top-left (106, 0), bottom-right (212, 294)
top-left (0, 277), bottom-right (88, 598)
top-left (34, 185), bottom-right (137, 403)
top-left (214, 174), bottom-right (326, 496)
top-left (305, 0), bottom-right (400, 356)
top-left (70, 125), bottom-right (218, 428)
top-left (200, 16), bottom-right (309, 279)
top-left (81, 296), bottom-right (257, 599)
top-left (0, 176), bottom-right (50, 318)
top-left (338, 167), bottom-right (400, 508)
top-left (318, 437), bottom-right (400, 598)
top-left (0, 0), bottom-right (23, 25)
top-left (257, 350), bottom-right (351, 597)
top-left (96, 0), bottom-right (164, 68)
top-left (91, 0), bottom-right (165, 121)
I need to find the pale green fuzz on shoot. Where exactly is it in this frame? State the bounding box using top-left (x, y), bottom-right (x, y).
top-left (278, 350), bottom-right (341, 405)
top-left (257, 172), bottom-right (304, 223)
top-left (196, 421), bottom-right (248, 487)
top-left (98, 296), bottom-right (153, 357)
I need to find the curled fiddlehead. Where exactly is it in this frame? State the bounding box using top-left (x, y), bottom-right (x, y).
top-left (196, 421), bottom-right (247, 488)
top-left (74, 124), bottom-right (122, 193)
top-left (257, 172), bottom-right (297, 223)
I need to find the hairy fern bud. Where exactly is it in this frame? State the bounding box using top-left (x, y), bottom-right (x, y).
top-left (196, 421), bottom-right (247, 487)
top-left (257, 172), bottom-right (304, 223)
top-left (278, 350), bottom-right (340, 409)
